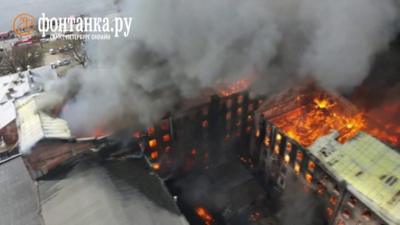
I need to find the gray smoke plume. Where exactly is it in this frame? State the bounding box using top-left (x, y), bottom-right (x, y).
top-left (48, 0), bottom-right (399, 135)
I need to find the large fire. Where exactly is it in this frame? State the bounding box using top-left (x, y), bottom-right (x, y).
top-left (195, 207), bottom-right (215, 225)
top-left (263, 85), bottom-right (399, 148)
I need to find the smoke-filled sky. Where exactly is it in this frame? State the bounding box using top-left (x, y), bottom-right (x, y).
top-left (43, 0), bottom-right (400, 135)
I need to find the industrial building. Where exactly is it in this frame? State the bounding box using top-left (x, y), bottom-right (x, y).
top-left (249, 85), bottom-right (400, 225)
top-left (0, 67), bottom-right (398, 225)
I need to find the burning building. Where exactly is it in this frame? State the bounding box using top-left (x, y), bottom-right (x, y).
top-left (0, 65), bottom-right (61, 159)
top-left (249, 83), bottom-right (400, 225)
top-left (14, 93), bottom-right (106, 178)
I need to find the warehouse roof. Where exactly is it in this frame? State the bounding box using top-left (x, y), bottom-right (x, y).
top-left (309, 132), bottom-right (400, 225)
top-left (38, 157), bottom-right (188, 225)
top-left (15, 94), bottom-right (72, 152)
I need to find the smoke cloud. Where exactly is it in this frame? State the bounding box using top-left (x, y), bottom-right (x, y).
top-left (47, 0), bottom-right (399, 134)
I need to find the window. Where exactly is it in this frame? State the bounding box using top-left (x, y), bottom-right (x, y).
top-left (150, 151), bottom-right (159, 160)
top-left (294, 163), bottom-right (301, 174)
top-left (286, 142), bottom-right (292, 152)
top-left (237, 95), bottom-right (244, 104)
top-left (284, 154), bottom-right (290, 164)
top-left (336, 219), bottom-right (345, 225)
top-left (246, 126), bottom-right (252, 133)
top-left (362, 210), bottom-right (372, 221)
top-left (276, 133), bottom-right (282, 143)
top-left (147, 127), bottom-right (156, 135)
top-left (161, 121), bottom-right (169, 131)
top-left (296, 151), bottom-right (303, 162)
top-left (247, 115), bottom-right (253, 122)
top-left (162, 134), bottom-right (171, 142)
top-left (347, 196), bottom-right (357, 208)
top-left (308, 160), bottom-right (316, 172)
top-left (341, 208), bottom-right (351, 220)
top-left (226, 112), bottom-right (232, 120)
top-left (248, 103), bottom-right (254, 111)
top-left (330, 195), bottom-right (338, 206)
top-left (305, 172), bottom-right (313, 184)
top-left (274, 144), bottom-right (280, 155)
top-left (149, 139), bottom-right (158, 148)
top-left (226, 99), bottom-right (233, 108)
top-left (152, 163), bottom-right (161, 170)
top-left (264, 137), bottom-right (270, 147)
top-left (164, 146), bottom-right (172, 153)
top-left (317, 182), bottom-right (326, 195)
top-left (237, 107), bottom-right (243, 115)
top-left (326, 207), bottom-right (334, 218)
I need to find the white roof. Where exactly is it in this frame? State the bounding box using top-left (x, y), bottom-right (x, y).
top-left (0, 65), bottom-right (58, 104)
top-left (0, 101), bottom-right (16, 129)
top-left (15, 94), bottom-right (71, 153)
top-left (0, 72), bottom-right (30, 103)
top-left (309, 132), bottom-right (400, 225)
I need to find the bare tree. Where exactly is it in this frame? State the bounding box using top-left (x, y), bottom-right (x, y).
top-left (64, 39), bottom-right (88, 67)
top-left (0, 45), bottom-right (43, 75)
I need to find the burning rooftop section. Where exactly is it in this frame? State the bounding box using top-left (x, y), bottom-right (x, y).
top-left (217, 76), bottom-right (255, 97)
top-left (260, 82), bottom-right (400, 149)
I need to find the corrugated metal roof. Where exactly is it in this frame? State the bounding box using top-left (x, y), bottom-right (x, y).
top-left (0, 155), bottom-right (43, 225)
top-left (309, 132), bottom-right (400, 225)
top-left (15, 94), bottom-right (71, 152)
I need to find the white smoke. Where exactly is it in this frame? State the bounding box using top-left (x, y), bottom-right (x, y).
top-left (49, 0), bottom-right (399, 135)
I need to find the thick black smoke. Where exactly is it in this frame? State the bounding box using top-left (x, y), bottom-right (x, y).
top-left (45, 0), bottom-right (399, 135)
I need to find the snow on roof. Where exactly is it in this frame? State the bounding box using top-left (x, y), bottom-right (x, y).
top-left (309, 132), bottom-right (400, 225)
top-left (0, 65), bottom-right (58, 104)
top-left (0, 101), bottom-right (16, 129)
top-left (15, 94), bottom-right (71, 152)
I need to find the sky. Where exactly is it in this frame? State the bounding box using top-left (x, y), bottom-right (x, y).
top-left (0, 0), bottom-right (115, 31)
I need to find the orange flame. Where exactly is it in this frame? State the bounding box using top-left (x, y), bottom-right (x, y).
top-left (195, 207), bottom-right (214, 225)
top-left (218, 78), bottom-right (253, 97)
top-left (263, 86), bottom-right (399, 148)
top-left (265, 93), bottom-right (365, 146)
